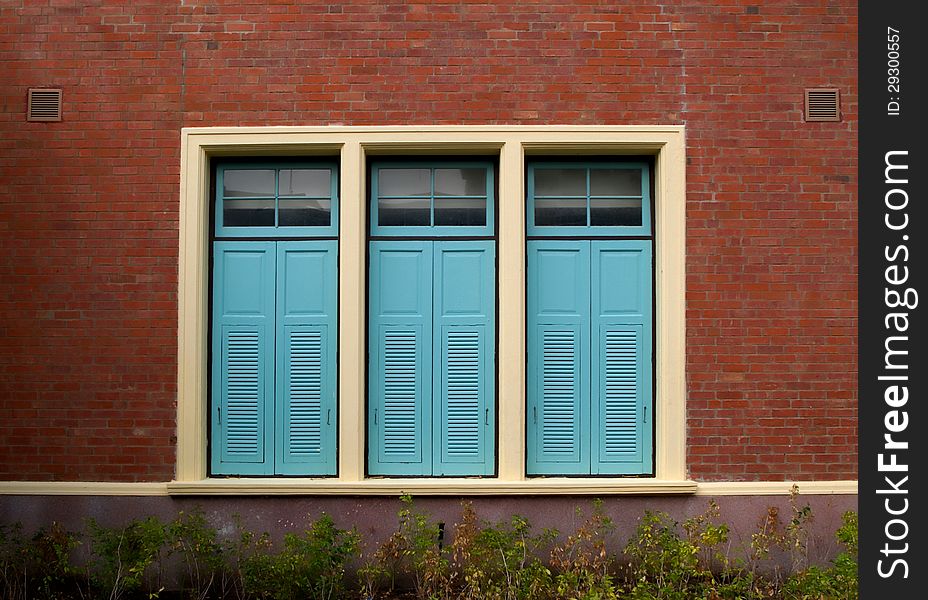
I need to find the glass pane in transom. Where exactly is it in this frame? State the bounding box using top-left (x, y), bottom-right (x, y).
top-left (279, 198), bottom-right (331, 227)
top-left (434, 168), bottom-right (486, 196)
top-left (279, 169), bottom-right (331, 198)
top-left (223, 198), bottom-right (275, 227)
top-left (533, 168), bottom-right (586, 197)
top-left (434, 196), bottom-right (487, 226)
top-left (379, 168), bottom-right (431, 197)
top-left (378, 197), bottom-right (431, 226)
top-left (534, 197), bottom-right (586, 227)
top-left (590, 197), bottom-right (642, 227)
top-left (590, 168), bottom-right (641, 197)
top-left (223, 169), bottom-right (275, 197)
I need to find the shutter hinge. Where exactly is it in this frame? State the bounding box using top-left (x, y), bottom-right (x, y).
top-left (327, 408), bottom-right (331, 426)
top-left (643, 406), bottom-right (647, 423)
top-left (218, 405), bottom-right (221, 425)
top-left (485, 408), bottom-right (489, 426)
top-left (374, 408), bottom-right (378, 425)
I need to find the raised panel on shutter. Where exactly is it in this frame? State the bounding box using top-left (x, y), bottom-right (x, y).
top-left (276, 241), bottom-right (337, 475)
top-left (591, 240), bottom-right (652, 474)
top-left (211, 242), bottom-right (275, 475)
top-left (369, 241), bottom-right (433, 475)
top-left (527, 241), bottom-right (590, 475)
top-left (433, 241), bottom-right (495, 475)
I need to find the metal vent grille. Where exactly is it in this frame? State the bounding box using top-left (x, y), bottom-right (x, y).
top-left (804, 88), bottom-right (840, 122)
top-left (27, 88), bottom-right (62, 122)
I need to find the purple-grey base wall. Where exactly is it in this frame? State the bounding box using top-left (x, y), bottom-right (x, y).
top-left (1, 493), bottom-right (856, 568)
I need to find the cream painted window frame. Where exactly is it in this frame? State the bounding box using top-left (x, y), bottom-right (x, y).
top-left (173, 125), bottom-right (689, 495)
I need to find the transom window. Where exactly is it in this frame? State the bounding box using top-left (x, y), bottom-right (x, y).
top-left (216, 163), bottom-right (338, 237)
top-left (527, 162), bottom-right (650, 236)
top-left (370, 162), bottom-right (495, 236)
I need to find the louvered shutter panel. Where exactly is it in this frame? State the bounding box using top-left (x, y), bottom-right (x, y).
top-left (211, 242), bottom-right (276, 475)
top-left (591, 240), bottom-right (652, 474)
top-left (369, 241), bottom-right (433, 475)
top-left (275, 241), bottom-right (337, 475)
top-left (433, 241), bottom-right (495, 475)
top-left (527, 241), bottom-right (591, 474)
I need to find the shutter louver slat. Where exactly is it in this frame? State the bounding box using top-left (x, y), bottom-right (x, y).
top-left (444, 330), bottom-right (481, 456)
top-left (603, 329), bottom-right (639, 455)
top-left (286, 330), bottom-right (323, 455)
top-left (383, 331), bottom-right (420, 456)
top-left (224, 331), bottom-right (262, 453)
top-left (541, 329), bottom-right (579, 455)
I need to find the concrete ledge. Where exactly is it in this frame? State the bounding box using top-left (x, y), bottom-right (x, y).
top-left (0, 479), bottom-right (857, 497)
top-left (0, 481), bottom-right (169, 496)
top-left (165, 478), bottom-right (699, 496)
top-left (695, 480), bottom-right (858, 496)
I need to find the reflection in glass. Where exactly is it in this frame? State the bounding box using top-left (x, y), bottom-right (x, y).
top-left (590, 197), bottom-right (642, 227)
top-left (434, 196), bottom-right (486, 226)
top-left (379, 169), bottom-right (430, 197)
top-left (279, 169), bottom-right (330, 197)
top-left (534, 197), bottom-right (586, 227)
top-left (378, 197), bottom-right (430, 226)
top-left (590, 169), bottom-right (641, 197)
top-left (434, 168), bottom-right (486, 196)
top-left (279, 198), bottom-right (331, 227)
top-left (533, 169), bottom-right (585, 197)
top-left (223, 170), bottom-right (275, 197)
top-left (223, 198), bottom-right (275, 227)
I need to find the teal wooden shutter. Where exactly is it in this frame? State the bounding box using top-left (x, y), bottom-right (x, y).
top-left (275, 241), bottom-right (338, 475)
top-left (432, 241), bottom-right (495, 475)
top-left (211, 241), bottom-right (276, 475)
top-left (527, 241), bottom-right (591, 475)
top-left (591, 240), bottom-right (652, 474)
top-left (369, 241), bottom-right (433, 475)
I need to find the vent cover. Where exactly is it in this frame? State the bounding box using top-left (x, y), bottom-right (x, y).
top-left (804, 88), bottom-right (840, 122)
top-left (27, 88), bottom-right (62, 122)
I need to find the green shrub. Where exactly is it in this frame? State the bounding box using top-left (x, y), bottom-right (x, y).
top-left (279, 513), bottom-right (360, 600)
top-left (452, 501), bottom-right (555, 600)
top-left (782, 510), bottom-right (858, 600)
top-left (87, 516), bottom-right (169, 600)
top-left (0, 522), bottom-right (28, 600)
top-left (230, 513), bottom-right (359, 600)
top-left (168, 509), bottom-right (223, 600)
top-left (623, 511), bottom-right (701, 600)
top-left (550, 499), bottom-right (616, 600)
top-left (370, 494), bottom-right (450, 599)
top-left (0, 522), bottom-right (85, 600)
top-left (229, 525), bottom-right (275, 600)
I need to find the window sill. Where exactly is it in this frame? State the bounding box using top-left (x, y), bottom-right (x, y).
top-left (166, 478), bottom-right (698, 496)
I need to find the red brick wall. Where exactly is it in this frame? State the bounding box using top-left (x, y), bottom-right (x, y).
top-left (0, 1), bottom-right (857, 482)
